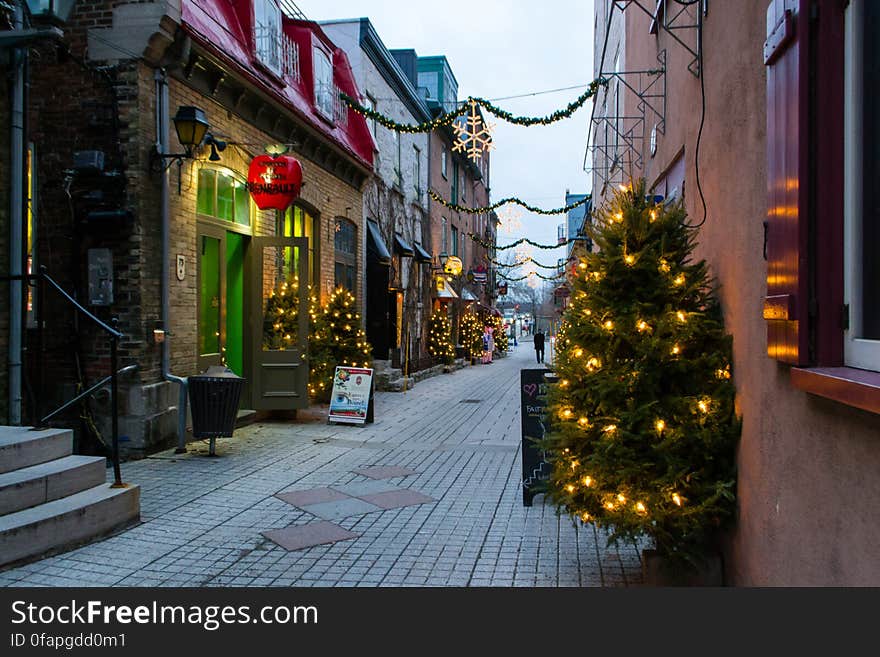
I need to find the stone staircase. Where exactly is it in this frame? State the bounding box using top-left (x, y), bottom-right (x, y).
top-left (372, 358), bottom-right (472, 392)
top-left (0, 426), bottom-right (140, 568)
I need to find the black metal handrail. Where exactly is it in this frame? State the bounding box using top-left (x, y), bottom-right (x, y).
top-left (0, 267), bottom-right (130, 487)
top-left (42, 364), bottom-right (138, 423)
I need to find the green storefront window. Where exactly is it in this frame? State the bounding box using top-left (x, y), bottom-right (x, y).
top-left (197, 169), bottom-right (216, 216)
top-left (281, 205), bottom-right (317, 286)
top-left (216, 172), bottom-right (235, 221)
top-left (234, 179), bottom-right (249, 225)
top-left (198, 168), bottom-right (251, 227)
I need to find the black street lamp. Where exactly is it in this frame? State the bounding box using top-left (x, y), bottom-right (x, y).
top-left (171, 106), bottom-right (210, 156)
top-left (151, 105), bottom-right (215, 192)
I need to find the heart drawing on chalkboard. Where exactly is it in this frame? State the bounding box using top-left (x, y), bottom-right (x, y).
top-left (523, 383), bottom-right (538, 397)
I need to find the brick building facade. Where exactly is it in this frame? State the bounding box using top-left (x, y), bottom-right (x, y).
top-left (414, 55), bottom-right (496, 342)
top-left (321, 20), bottom-right (435, 368)
top-left (4, 0), bottom-right (373, 456)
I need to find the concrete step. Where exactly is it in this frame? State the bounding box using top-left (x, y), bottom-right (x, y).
top-left (0, 427), bottom-right (72, 475)
top-left (0, 455), bottom-right (108, 516)
top-left (0, 482), bottom-right (140, 567)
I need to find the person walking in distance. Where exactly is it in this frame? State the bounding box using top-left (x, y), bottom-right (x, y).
top-left (534, 329), bottom-right (545, 364)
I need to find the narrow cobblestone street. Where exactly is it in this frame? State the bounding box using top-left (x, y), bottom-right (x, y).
top-left (1, 344), bottom-right (646, 587)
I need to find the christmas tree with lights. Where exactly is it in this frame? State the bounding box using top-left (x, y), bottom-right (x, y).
top-left (543, 181), bottom-right (739, 570)
top-left (427, 309), bottom-right (455, 365)
top-left (458, 311), bottom-right (484, 361)
top-left (489, 314), bottom-right (508, 354)
top-left (262, 277), bottom-right (302, 350)
top-left (308, 287), bottom-right (372, 402)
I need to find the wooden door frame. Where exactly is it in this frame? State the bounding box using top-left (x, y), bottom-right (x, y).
top-left (196, 223), bottom-right (227, 373)
top-left (247, 236), bottom-right (310, 410)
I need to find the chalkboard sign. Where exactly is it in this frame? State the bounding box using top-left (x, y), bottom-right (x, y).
top-left (521, 368), bottom-right (554, 506)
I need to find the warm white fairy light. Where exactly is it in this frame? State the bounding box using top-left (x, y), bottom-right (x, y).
top-left (452, 98), bottom-right (495, 163)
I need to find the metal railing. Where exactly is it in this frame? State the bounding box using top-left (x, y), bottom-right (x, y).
top-left (1, 267), bottom-right (132, 487)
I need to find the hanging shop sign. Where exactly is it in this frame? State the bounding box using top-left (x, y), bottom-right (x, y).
top-left (472, 265), bottom-right (488, 284)
top-left (328, 366), bottom-right (374, 425)
top-left (246, 154), bottom-right (303, 210)
top-left (443, 255), bottom-right (463, 276)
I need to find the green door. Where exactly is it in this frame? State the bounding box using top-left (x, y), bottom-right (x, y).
top-left (249, 236), bottom-right (309, 410)
top-left (198, 228), bottom-right (225, 372)
top-left (197, 225), bottom-right (248, 376)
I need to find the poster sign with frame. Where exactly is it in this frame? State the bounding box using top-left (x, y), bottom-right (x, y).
top-left (328, 366), bottom-right (374, 425)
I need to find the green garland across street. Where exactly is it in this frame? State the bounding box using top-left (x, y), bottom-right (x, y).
top-left (429, 189), bottom-right (591, 216)
top-left (340, 76), bottom-right (607, 134)
top-left (468, 233), bottom-right (588, 252)
top-left (492, 256), bottom-right (563, 270)
top-left (498, 270), bottom-right (566, 282)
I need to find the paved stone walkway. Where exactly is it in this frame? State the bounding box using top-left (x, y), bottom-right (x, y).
top-left (0, 343), bottom-right (647, 587)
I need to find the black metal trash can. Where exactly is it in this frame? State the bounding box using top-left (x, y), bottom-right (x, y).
top-left (188, 366), bottom-right (245, 455)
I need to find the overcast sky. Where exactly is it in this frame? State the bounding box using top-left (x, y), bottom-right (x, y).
top-left (297, 0), bottom-right (596, 281)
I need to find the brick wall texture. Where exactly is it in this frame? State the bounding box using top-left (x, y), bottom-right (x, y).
top-left (14, 0), bottom-right (365, 452)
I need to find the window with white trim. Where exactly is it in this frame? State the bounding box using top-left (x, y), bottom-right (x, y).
top-left (314, 47), bottom-right (334, 119)
top-left (254, 0), bottom-right (283, 74)
top-left (844, 0), bottom-right (880, 370)
top-left (442, 217), bottom-right (448, 253)
top-left (413, 145), bottom-right (421, 197)
top-left (394, 130), bottom-right (403, 189)
top-left (441, 147), bottom-right (448, 179)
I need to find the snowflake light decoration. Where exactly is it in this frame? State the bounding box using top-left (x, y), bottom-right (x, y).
top-left (453, 98), bottom-right (495, 163)
top-left (496, 206), bottom-right (523, 236)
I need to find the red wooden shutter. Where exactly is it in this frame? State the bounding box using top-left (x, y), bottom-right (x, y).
top-left (764, 0), bottom-right (810, 365)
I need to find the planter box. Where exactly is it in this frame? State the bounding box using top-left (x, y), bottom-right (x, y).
top-left (641, 549), bottom-right (724, 586)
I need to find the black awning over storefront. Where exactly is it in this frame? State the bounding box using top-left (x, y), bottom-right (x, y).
top-left (367, 219), bottom-right (392, 266)
top-left (413, 241), bottom-right (432, 264)
top-left (394, 233), bottom-right (414, 257)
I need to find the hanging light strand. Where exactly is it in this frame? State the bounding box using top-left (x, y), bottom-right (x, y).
top-left (430, 189), bottom-right (591, 216)
top-left (468, 233), bottom-right (589, 252)
top-left (340, 77), bottom-right (607, 134)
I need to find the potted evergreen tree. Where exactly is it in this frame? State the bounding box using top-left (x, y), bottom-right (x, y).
top-left (542, 181), bottom-right (740, 584)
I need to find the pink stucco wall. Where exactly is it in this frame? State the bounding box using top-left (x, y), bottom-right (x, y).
top-left (611, 1), bottom-right (880, 585)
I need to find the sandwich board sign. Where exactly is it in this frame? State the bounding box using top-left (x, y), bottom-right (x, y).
top-left (328, 366), bottom-right (374, 425)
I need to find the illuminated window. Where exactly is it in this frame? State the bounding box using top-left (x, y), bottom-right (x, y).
top-left (197, 168), bottom-right (251, 226)
top-left (280, 205), bottom-right (319, 286)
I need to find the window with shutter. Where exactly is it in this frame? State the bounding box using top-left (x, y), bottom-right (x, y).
top-left (763, 0), bottom-right (810, 365)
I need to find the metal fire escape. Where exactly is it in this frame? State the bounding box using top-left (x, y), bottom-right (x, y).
top-left (584, 1), bottom-right (705, 190)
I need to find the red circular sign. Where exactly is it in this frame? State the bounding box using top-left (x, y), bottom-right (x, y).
top-left (246, 154), bottom-right (303, 211)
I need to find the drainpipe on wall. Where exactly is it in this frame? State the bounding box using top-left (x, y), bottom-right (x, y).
top-left (8, 3), bottom-right (25, 425)
top-left (155, 68), bottom-right (188, 453)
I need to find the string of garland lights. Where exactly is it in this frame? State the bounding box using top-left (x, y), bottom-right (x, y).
top-left (340, 76), bottom-right (607, 134)
top-left (498, 270), bottom-right (566, 282)
top-left (468, 233), bottom-right (588, 252)
top-left (491, 255), bottom-right (563, 270)
top-left (429, 189), bottom-right (591, 216)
